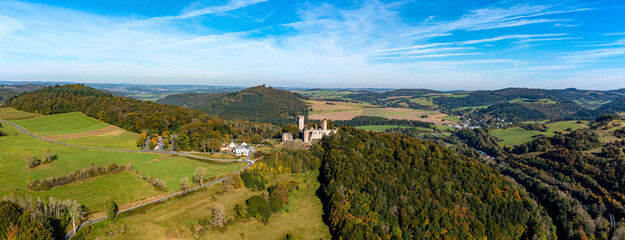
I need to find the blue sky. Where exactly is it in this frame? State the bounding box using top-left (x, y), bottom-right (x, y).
top-left (0, 0), bottom-right (624, 90)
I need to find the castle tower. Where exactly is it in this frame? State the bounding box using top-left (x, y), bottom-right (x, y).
top-left (298, 115), bottom-right (305, 132)
top-left (322, 119), bottom-right (327, 130)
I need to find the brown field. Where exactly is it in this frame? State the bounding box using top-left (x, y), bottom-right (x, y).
top-left (307, 100), bottom-right (454, 125)
top-left (44, 125), bottom-right (123, 140)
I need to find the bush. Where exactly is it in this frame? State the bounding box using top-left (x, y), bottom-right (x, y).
top-left (42, 149), bottom-right (56, 163)
top-left (233, 204), bottom-right (246, 220)
top-left (26, 156), bottom-right (40, 168)
top-left (104, 198), bottom-right (118, 220)
top-left (269, 182), bottom-right (290, 212)
top-left (0, 131), bottom-right (6, 137)
top-left (180, 177), bottom-right (190, 191)
top-left (223, 174), bottom-right (244, 191)
top-left (150, 178), bottom-right (168, 192)
top-left (240, 170), bottom-right (267, 191)
top-left (246, 195), bottom-right (271, 223)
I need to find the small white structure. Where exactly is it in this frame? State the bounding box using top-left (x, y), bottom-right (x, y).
top-left (234, 144), bottom-right (249, 156)
top-left (220, 141), bottom-right (237, 152)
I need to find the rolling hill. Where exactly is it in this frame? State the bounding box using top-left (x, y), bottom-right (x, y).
top-left (157, 85), bottom-right (309, 125)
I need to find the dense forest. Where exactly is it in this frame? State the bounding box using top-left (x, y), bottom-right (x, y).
top-left (430, 88), bottom-right (625, 121)
top-left (7, 84), bottom-right (280, 151)
top-left (433, 88), bottom-right (625, 109)
top-left (343, 89), bottom-right (440, 105)
top-left (317, 127), bottom-right (553, 239)
top-left (449, 125), bottom-right (625, 239)
top-left (333, 116), bottom-right (434, 129)
top-left (157, 85), bottom-right (309, 125)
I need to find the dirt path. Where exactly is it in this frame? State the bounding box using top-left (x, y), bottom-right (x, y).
top-left (44, 125), bottom-right (122, 140)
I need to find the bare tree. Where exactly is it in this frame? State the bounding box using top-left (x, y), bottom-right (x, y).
top-left (180, 177), bottom-right (191, 191)
top-left (211, 205), bottom-right (226, 228)
top-left (193, 167), bottom-right (207, 186)
top-left (65, 200), bottom-right (85, 234)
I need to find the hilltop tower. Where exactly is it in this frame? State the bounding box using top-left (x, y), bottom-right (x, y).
top-left (322, 119), bottom-right (327, 130)
top-left (298, 115), bottom-right (305, 132)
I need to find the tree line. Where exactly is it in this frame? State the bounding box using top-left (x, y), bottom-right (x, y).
top-left (7, 84), bottom-right (281, 151)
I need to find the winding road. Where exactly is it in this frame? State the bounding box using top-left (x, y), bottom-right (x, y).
top-left (0, 120), bottom-right (255, 239)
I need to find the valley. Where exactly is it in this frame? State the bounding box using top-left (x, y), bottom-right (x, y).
top-left (2, 84), bottom-right (625, 240)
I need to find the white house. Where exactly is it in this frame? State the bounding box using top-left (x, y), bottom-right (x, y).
top-left (234, 144), bottom-right (249, 156)
top-left (220, 141), bottom-right (237, 152)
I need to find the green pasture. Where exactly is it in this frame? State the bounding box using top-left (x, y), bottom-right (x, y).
top-left (0, 107), bottom-right (41, 120)
top-left (60, 131), bottom-right (139, 150)
top-left (133, 157), bottom-right (246, 191)
top-left (25, 172), bottom-right (159, 213)
top-left (356, 125), bottom-right (433, 132)
top-left (409, 98), bottom-right (436, 106)
top-left (84, 171), bottom-right (331, 240)
top-left (10, 112), bottom-right (109, 135)
top-left (0, 123), bottom-right (247, 214)
top-left (491, 121), bottom-right (587, 147)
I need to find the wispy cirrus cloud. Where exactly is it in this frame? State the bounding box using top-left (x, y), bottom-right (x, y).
top-left (0, 0), bottom-right (623, 90)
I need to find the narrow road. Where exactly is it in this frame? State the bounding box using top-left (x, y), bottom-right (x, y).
top-left (0, 120), bottom-right (255, 239)
top-left (63, 149), bottom-right (255, 240)
top-left (0, 119), bottom-right (247, 163)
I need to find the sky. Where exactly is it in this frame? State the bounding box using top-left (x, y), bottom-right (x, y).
top-left (0, 0), bottom-right (624, 90)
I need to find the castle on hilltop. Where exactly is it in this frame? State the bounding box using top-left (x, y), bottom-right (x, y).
top-left (282, 116), bottom-right (337, 143)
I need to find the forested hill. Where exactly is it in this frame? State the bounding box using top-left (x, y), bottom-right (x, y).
top-left (0, 84), bottom-right (46, 103)
top-left (157, 85), bottom-right (309, 125)
top-left (317, 127), bottom-right (555, 239)
top-left (7, 84), bottom-right (280, 150)
top-left (433, 88), bottom-right (625, 108)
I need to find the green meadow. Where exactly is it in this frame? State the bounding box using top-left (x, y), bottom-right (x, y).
top-left (133, 157), bottom-right (246, 191)
top-left (356, 125), bottom-right (433, 132)
top-left (0, 107), bottom-right (41, 120)
top-left (59, 131), bottom-right (140, 150)
top-left (83, 171), bottom-right (331, 240)
top-left (491, 121), bottom-right (587, 147)
top-left (10, 112), bottom-right (109, 135)
top-left (25, 172), bottom-right (160, 213)
top-left (0, 113), bottom-right (247, 214)
top-left (409, 97), bottom-right (436, 106)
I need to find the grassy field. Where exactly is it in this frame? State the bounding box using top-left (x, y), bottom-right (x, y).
top-left (308, 100), bottom-right (377, 120)
top-left (491, 121), bottom-right (587, 147)
top-left (0, 124), bottom-right (161, 194)
top-left (356, 125), bottom-right (408, 131)
top-left (308, 100), bottom-right (453, 125)
top-left (0, 107), bottom-right (41, 120)
top-left (409, 97), bottom-right (436, 106)
top-left (1, 122), bottom-right (247, 215)
top-left (25, 172), bottom-right (160, 213)
top-left (189, 152), bottom-right (237, 159)
top-left (59, 131), bottom-right (139, 150)
top-left (355, 125), bottom-right (434, 132)
top-left (9, 111), bottom-right (140, 149)
top-left (83, 171), bottom-right (331, 240)
top-left (10, 112), bottom-right (109, 135)
top-left (133, 157), bottom-right (246, 191)
top-left (293, 89), bottom-right (353, 99)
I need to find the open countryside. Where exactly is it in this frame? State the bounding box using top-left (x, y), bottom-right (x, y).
top-left (2, 1), bottom-right (625, 239)
top-left (0, 108), bottom-right (249, 218)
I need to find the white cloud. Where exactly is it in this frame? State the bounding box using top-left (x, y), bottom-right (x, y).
top-left (0, 15), bottom-right (24, 39)
top-left (0, 0), bottom-right (621, 90)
